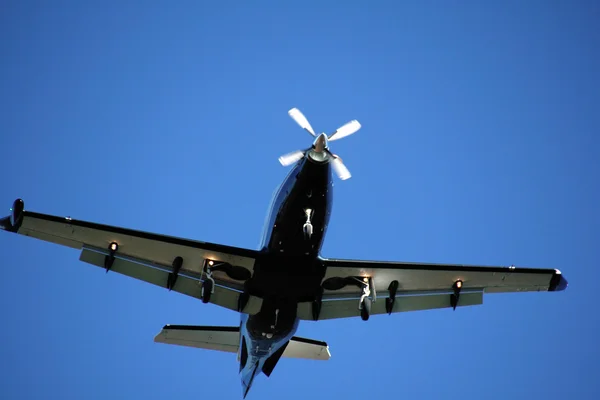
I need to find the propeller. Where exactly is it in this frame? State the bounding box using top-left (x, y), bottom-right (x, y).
top-left (279, 107), bottom-right (361, 180)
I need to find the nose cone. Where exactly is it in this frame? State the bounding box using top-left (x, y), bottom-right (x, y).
top-left (313, 133), bottom-right (328, 153)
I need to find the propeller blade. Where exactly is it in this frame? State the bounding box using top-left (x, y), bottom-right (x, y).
top-left (278, 150), bottom-right (305, 166)
top-left (328, 120), bottom-right (361, 141)
top-left (288, 108), bottom-right (316, 137)
top-left (331, 156), bottom-right (351, 180)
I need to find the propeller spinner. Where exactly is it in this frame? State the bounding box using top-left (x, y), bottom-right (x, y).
top-left (279, 107), bottom-right (360, 180)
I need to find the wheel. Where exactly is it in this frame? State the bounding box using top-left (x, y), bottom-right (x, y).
top-left (201, 279), bottom-right (213, 303)
top-left (360, 297), bottom-right (371, 321)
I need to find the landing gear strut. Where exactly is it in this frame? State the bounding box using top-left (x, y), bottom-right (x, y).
top-left (358, 277), bottom-right (374, 321)
top-left (201, 260), bottom-right (216, 303)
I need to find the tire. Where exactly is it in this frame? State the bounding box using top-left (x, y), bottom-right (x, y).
top-left (360, 297), bottom-right (371, 321)
top-left (202, 279), bottom-right (213, 303)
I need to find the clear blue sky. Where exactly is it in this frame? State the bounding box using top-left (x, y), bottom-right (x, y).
top-left (1, 1), bottom-right (598, 399)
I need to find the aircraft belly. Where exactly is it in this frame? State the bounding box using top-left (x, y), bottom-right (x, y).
top-left (264, 158), bottom-right (332, 256)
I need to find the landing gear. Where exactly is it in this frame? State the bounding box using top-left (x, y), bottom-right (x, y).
top-left (271, 309), bottom-right (280, 329)
top-left (201, 260), bottom-right (216, 304)
top-left (322, 275), bottom-right (376, 321)
top-left (360, 297), bottom-right (372, 321)
top-left (303, 208), bottom-right (313, 240)
top-left (358, 277), bottom-right (374, 321)
top-left (201, 279), bottom-right (213, 303)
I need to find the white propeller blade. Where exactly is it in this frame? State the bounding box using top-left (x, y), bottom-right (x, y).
top-left (278, 150), bottom-right (305, 166)
top-left (328, 120), bottom-right (361, 141)
top-left (331, 157), bottom-right (351, 180)
top-left (288, 108), bottom-right (316, 137)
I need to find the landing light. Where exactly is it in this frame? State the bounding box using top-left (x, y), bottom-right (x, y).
top-left (208, 260), bottom-right (214, 266)
top-left (455, 280), bottom-right (463, 289)
top-left (110, 242), bottom-right (118, 251)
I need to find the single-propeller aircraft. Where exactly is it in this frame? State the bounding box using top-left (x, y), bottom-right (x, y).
top-left (1, 107), bottom-right (568, 397)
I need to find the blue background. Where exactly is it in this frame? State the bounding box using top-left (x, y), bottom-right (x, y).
top-left (1, 1), bottom-right (598, 399)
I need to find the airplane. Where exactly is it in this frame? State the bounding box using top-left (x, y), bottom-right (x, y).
top-left (0, 107), bottom-right (568, 397)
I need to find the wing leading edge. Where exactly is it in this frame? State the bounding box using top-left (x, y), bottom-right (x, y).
top-left (0, 199), bottom-right (262, 314)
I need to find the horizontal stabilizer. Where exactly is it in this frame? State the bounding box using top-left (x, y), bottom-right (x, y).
top-left (285, 336), bottom-right (330, 360)
top-left (154, 325), bottom-right (240, 353)
top-left (154, 325), bottom-right (330, 360)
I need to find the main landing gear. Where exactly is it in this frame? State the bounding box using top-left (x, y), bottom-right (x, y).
top-left (319, 275), bottom-right (376, 321)
top-left (199, 259), bottom-right (253, 305)
top-left (358, 277), bottom-right (375, 321)
top-left (201, 260), bottom-right (216, 304)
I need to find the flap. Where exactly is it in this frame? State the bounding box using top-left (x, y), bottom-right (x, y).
top-left (297, 291), bottom-right (483, 320)
top-left (320, 258), bottom-right (566, 296)
top-left (80, 248), bottom-right (263, 314)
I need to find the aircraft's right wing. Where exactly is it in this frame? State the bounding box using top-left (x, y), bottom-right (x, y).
top-left (297, 257), bottom-right (567, 321)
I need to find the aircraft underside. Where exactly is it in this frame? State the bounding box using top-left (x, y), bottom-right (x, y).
top-left (0, 107), bottom-right (567, 398)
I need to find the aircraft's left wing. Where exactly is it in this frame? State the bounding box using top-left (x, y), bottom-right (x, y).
top-left (297, 255), bottom-right (568, 321)
top-left (0, 199), bottom-right (263, 314)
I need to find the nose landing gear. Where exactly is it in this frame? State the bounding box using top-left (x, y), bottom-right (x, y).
top-left (303, 208), bottom-right (313, 240)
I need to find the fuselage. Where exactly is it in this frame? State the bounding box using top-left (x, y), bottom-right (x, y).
top-left (239, 154), bottom-right (333, 397)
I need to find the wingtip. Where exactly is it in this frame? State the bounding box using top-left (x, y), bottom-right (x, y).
top-left (549, 269), bottom-right (568, 292)
top-left (1, 198), bottom-right (24, 232)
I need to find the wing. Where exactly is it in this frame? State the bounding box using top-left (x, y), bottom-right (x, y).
top-left (297, 255), bottom-right (568, 321)
top-left (0, 199), bottom-right (262, 314)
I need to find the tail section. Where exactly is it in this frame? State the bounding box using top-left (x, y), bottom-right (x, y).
top-left (155, 324), bottom-right (331, 398)
top-left (154, 324), bottom-right (331, 360)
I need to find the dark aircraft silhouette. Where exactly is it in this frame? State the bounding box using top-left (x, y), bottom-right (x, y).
top-left (0, 107), bottom-right (568, 397)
